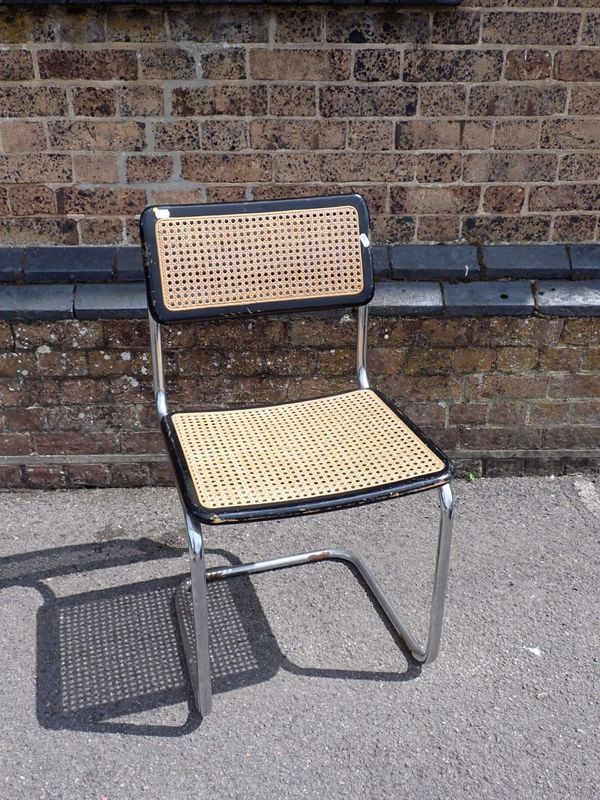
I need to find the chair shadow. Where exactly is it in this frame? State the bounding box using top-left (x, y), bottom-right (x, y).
top-left (0, 539), bottom-right (420, 738)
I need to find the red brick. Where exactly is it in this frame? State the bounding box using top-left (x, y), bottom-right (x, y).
top-left (465, 375), bottom-right (548, 400)
top-left (121, 432), bottom-right (165, 454)
top-left (548, 375), bottom-right (600, 399)
top-left (66, 463), bottom-right (111, 488)
top-left (0, 432), bottom-right (32, 454)
top-left (34, 432), bottom-right (117, 455)
top-left (0, 466), bottom-right (23, 488)
top-left (24, 465), bottom-right (66, 489)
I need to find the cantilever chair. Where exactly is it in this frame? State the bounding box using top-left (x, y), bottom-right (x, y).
top-left (140, 194), bottom-right (454, 717)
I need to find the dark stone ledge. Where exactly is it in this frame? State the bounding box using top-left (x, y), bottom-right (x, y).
top-left (3, 243), bottom-right (598, 285)
top-left (2, 279), bottom-right (599, 321)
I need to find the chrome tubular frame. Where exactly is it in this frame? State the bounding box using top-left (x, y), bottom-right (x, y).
top-left (150, 308), bottom-right (455, 717)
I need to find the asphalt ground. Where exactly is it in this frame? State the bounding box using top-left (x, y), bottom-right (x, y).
top-left (0, 476), bottom-right (598, 800)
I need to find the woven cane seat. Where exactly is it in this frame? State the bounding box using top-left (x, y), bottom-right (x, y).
top-left (164, 389), bottom-right (448, 522)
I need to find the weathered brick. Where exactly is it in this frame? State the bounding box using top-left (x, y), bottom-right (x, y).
top-left (106, 8), bottom-right (166, 42)
top-left (416, 216), bottom-right (461, 243)
top-left (8, 185), bottom-right (56, 216)
top-left (275, 8), bottom-right (322, 43)
top-left (202, 120), bottom-right (248, 151)
top-left (483, 186), bottom-right (525, 214)
top-left (0, 154), bottom-right (71, 184)
top-left (559, 154), bottom-right (600, 182)
top-left (0, 121), bottom-right (46, 153)
top-left (462, 216), bottom-right (552, 244)
top-left (569, 86), bottom-right (600, 116)
top-left (404, 50), bottom-right (502, 83)
top-left (553, 216), bottom-right (597, 243)
top-left (529, 185), bottom-right (600, 213)
top-left (555, 51), bottom-right (600, 82)
top-left (79, 218), bottom-right (125, 245)
top-left (493, 120), bottom-right (540, 151)
top-left (482, 12), bottom-right (580, 45)
top-left (505, 49), bottom-right (552, 81)
top-left (460, 426), bottom-right (541, 450)
top-left (543, 426), bottom-right (600, 449)
top-left (391, 186), bottom-right (479, 215)
top-left (250, 120), bottom-right (345, 151)
top-left (354, 49), bottom-right (403, 82)
top-left (73, 154), bottom-right (118, 183)
top-left (109, 463), bottom-right (150, 488)
top-left (169, 7), bottom-right (268, 43)
top-left (325, 10), bottom-right (429, 44)
top-left (561, 319), bottom-right (600, 347)
top-left (541, 119), bottom-right (600, 150)
top-left (538, 347), bottom-right (583, 373)
top-left (172, 85), bottom-right (268, 116)
top-left (460, 121), bottom-right (493, 150)
top-left (121, 431), bottom-right (165, 454)
top-left (449, 402), bottom-right (488, 426)
top-left (119, 86), bottom-right (164, 117)
top-left (48, 120), bottom-right (145, 152)
top-left (321, 153), bottom-right (414, 183)
top-left (0, 466), bottom-right (23, 488)
top-left (270, 86), bottom-right (315, 117)
top-left (3, 406), bottom-right (45, 431)
top-left (66, 463), bottom-right (112, 488)
top-left (250, 49), bottom-right (350, 81)
top-left (548, 375), bottom-right (600, 398)
top-left (0, 86), bottom-right (67, 116)
top-left (272, 153), bottom-right (319, 184)
top-left (582, 12), bottom-right (600, 46)
top-left (416, 153), bottom-right (461, 183)
top-left (0, 48), bottom-right (34, 80)
top-left (200, 48), bottom-right (246, 80)
top-left (396, 120), bottom-right (461, 150)
top-left (348, 121), bottom-right (392, 151)
top-left (59, 187), bottom-right (146, 215)
top-left (181, 153), bottom-right (271, 183)
top-left (126, 155), bottom-right (173, 183)
top-left (24, 465), bottom-right (66, 488)
top-left (464, 153), bottom-right (557, 183)
top-left (371, 215), bottom-right (415, 244)
top-left (38, 49), bottom-right (138, 80)
top-left (320, 86), bottom-right (417, 118)
top-left (453, 348), bottom-right (496, 373)
top-left (419, 85), bottom-right (466, 116)
top-left (72, 87), bottom-right (116, 117)
top-left (431, 10), bottom-right (480, 44)
top-left (465, 374), bottom-right (548, 400)
top-left (140, 47), bottom-right (196, 80)
top-left (0, 432), bottom-right (31, 454)
top-left (469, 85), bottom-right (567, 116)
top-left (153, 121), bottom-right (199, 151)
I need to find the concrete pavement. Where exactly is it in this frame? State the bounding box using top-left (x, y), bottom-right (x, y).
top-left (0, 476), bottom-right (598, 800)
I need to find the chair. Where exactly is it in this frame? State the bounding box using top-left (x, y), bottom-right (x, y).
top-left (139, 194), bottom-right (454, 717)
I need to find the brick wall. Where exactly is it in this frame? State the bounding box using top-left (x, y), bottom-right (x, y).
top-left (1, 314), bottom-right (600, 488)
top-left (0, 2), bottom-right (598, 247)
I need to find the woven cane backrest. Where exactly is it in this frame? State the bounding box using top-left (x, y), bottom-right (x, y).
top-left (140, 196), bottom-right (373, 322)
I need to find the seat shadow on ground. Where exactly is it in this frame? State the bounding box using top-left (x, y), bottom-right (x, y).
top-left (0, 539), bottom-right (419, 737)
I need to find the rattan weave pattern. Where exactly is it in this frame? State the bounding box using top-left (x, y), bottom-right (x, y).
top-left (171, 390), bottom-right (445, 511)
top-left (155, 206), bottom-right (364, 311)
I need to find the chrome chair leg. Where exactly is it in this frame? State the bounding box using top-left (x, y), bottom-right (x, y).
top-left (176, 484), bottom-right (453, 715)
top-left (184, 513), bottom-right (213, 717)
